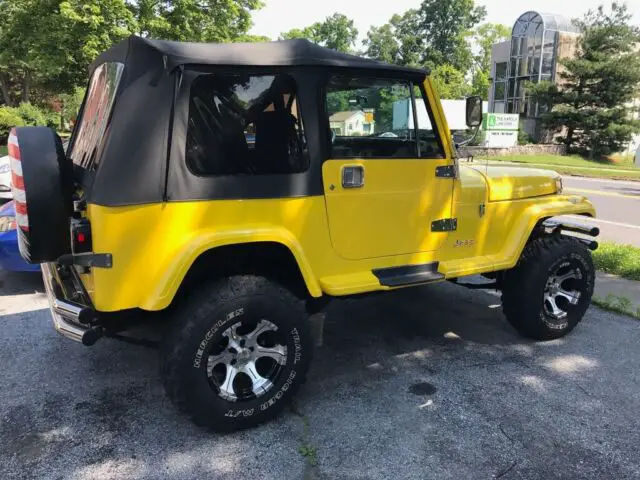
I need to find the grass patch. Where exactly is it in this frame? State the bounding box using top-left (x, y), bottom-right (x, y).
top-left (593, 294), bottom-right (640, 319)
top-left (607, 152), bottom-right (636, 165)
top-left (480, 154), bottom-right (640, 180)
top-left (593, 242), bottom-right (640, 281)
top-left (0, 145), bottom-right (6, 156)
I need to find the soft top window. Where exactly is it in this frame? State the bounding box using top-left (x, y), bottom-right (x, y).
top-left (69, 62), bottom-right (124, 171)
top-left (326, 76), bottom-right (444, 159)
top-left (186, 73), bottom-right (309, 176)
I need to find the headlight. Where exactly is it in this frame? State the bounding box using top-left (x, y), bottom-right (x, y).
top-left (555, 177), bottom-right (563, 194)
top-left (0, 215), bottom-right (16, 232)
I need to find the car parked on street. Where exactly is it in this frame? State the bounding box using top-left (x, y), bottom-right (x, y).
top-left (0, 201), bottom-right (40, 272)
top-left (7, 36), bottom-right (599, 432)
top-left (0, 153), bottom-right (12, 202)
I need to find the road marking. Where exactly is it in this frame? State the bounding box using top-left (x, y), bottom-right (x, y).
top-left (566, 187), bottom-right (640, 200)
top-left (565, 215), bottom-right (640, 230)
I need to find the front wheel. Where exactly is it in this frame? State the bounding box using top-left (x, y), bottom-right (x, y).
top-left (160, 276), bottom-right (312, 432)
top-left (501, 235), bottom-right (595, 340)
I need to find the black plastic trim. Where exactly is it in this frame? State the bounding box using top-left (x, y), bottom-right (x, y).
top-left (435, 165), bottom-right (457, 178)
top-left (58, 253), bottom-right (113, 269)
top-left (431, 218), bottom-right (458, 232)
top-left (373, 262), bottom-right (445, 287)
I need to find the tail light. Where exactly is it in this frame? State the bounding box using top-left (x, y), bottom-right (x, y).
top-left (71, 218), bottom-right (92, 254)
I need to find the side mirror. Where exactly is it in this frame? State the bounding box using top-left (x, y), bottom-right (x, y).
top-left (465, 96), bottom-right (483, 128)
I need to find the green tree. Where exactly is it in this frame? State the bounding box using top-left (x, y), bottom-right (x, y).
top-left (280, 27), bottom-right (316, 42)
top-left (0, 0), bottom-right (264, 108)
top-left (363, 11), bottom-right (424, 67)
top-left (432, 64), bottom-right (472, 99)
top-left (471, 23), bottom-right (510, 98)
top-left (418, 0), bottom-right (486, 71)
top-left (528, 3), bottom-right (640, 157)
top-left (0, 0), bottom-right (136, 105)
top-left (364, 0), bottom-right (486, 72)
top-left (280, 13), bottom-right (358, 53)
top-left (128, 0), bottom-right (263, 43)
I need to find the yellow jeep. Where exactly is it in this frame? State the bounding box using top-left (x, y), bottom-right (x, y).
top-left (8, 36), bottom-right (598, 431)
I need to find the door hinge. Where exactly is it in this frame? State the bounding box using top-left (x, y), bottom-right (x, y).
top-left (435, 165), bottom-right (457, 178)
top-left (431, 218), bottom-right (458, 232)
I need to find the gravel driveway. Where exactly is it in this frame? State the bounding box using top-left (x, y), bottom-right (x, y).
top-left (1, 270), bottom-right (639, 479)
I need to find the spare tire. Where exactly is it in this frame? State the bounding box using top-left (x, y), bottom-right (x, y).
top-left (8, 127), bottom-right (72, 263)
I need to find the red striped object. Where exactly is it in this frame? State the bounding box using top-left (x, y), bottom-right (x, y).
top-left (8, 128), bottom-right (29, 232)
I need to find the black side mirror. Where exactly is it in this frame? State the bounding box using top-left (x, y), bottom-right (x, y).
top-left (465, 96), bottom-right (483, 128)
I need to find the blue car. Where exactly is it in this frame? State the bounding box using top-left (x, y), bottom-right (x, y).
top-left (0, 201), bottom-right (40, 272)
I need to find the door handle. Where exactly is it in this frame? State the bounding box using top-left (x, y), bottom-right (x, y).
top-left (342, 165), bottom-right (364, 188)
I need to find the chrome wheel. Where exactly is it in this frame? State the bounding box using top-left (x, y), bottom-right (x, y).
top-left (543, 261), bottom-right (583, 322)
top-left (206, 319), bottom-right (287, 402)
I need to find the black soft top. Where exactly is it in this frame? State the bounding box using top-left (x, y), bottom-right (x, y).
top-left (81, 36), bottom-right (430, 206)
top-left (92, 35), bottom-right (428, 75)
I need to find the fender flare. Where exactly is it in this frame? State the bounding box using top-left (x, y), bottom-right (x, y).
top-left (139, 227), bottom-right (323, 310)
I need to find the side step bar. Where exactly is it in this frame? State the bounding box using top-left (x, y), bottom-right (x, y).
top-left (373, 262), bottom-right (445, 287)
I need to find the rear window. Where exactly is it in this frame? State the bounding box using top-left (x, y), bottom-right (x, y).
top-left (69, 62), bottom-right (124, 170)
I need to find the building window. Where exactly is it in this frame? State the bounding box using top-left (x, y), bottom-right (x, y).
top-left (186, 73), bottom-right (309, 175)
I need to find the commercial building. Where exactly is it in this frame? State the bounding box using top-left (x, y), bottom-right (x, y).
top-left (488, 10), bottom-right (640, 157)
top-left (488, 11), bottom-right (580, 140)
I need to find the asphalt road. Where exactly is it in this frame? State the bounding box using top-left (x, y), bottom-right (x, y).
top-left (1, 271), bottom-right (640, 479)
top-left (562, 176), bottom-right (640, 246)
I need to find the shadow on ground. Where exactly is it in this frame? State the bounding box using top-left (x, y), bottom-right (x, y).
top-left (0, 271), bottom-right (639, 479)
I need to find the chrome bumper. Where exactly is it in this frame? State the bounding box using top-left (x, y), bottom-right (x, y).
top-left (41, 263), bottom-right (101, 345)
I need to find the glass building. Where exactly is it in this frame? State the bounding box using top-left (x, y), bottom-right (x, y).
top-left (490, 12), bottom-right (580, 120)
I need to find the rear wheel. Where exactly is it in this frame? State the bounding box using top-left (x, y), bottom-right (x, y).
top-left (160, 275), bottom-right (312, 432)
top-left (501, 235), bottom-right (595, 340)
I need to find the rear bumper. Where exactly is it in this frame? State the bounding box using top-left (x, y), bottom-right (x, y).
top-left (41, 263), bottom-right (102, 345)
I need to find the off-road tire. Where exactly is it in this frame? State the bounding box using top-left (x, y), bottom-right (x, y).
top-left (160, 276), bottom-right (312, 432)
top-left (8, 127), bottom-right (71, 263)
top-left (501, 235), bottom-right (595, 340)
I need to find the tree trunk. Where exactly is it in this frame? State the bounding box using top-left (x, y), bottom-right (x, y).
top-left (0, 73), bottom-right (14, 107)
top-left (22, 70), bottom-right (31, 104)
top-left (565, 126), bottom-right (574, 151)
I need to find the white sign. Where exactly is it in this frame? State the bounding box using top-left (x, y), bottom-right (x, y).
top-left (485, 131), bottom-right (518, 148)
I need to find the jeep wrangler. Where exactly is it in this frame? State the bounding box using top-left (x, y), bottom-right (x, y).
top-left (7, 36), bottom-right (598, 432)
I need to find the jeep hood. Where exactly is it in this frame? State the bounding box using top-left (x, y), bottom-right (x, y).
top-left (467, 165), bottom-right (560, 201)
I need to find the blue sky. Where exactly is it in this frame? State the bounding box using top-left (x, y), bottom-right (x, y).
top-left (250, 0), bottom-right (640, 41)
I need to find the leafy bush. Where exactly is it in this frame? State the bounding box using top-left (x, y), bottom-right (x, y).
top-left (0, 103), bottom-right (60, 142)
top-left (518, 129), bottom-right (534, 145)
top-left (15, 103), bottom-right (49, 127)
top-left (0, 107), bottom-right (26, 143)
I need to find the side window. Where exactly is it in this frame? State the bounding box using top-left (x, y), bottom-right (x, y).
top-left (186, 73), bottom-right (309, 175)
top-left (326, 77), bottom-right (417, 158)
top-left (69, 62), bottom-right (124, 170)
top-left (414, 86), bottom-right (445, 159)
top-left (325, 76), bottom-right (445, 159)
